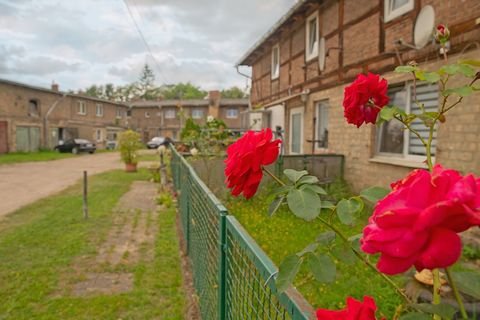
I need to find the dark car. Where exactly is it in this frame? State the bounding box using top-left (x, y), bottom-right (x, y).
top-left (146, 137), bottom-right (165, 149)
top-left (55, 139), bottom-right (96, 154)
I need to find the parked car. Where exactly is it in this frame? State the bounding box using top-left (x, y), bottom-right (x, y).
top-left (146, 137), bottom-right (165, 149)
top-left (55, 139), bottom-right (96, 154)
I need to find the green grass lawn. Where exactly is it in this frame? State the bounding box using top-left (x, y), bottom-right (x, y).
top-left (224, 182), bottom-right (404, 319)
top-left (0, 150), bottom-right (75, 165)
top-left (0, 169), bottom-right (186, 320)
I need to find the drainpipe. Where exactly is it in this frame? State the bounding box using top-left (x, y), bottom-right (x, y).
top-left (44, 93), bottom-right (68, 149)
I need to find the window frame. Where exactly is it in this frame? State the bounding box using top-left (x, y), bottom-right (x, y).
top-left (305, 11), bottom-right (319, 62)
top-left (28, 99), bottom-right (40, 117)
top-left (384, 0), bottom-right (414, 22)
top-left (271, 43), bottom-right (280, 80)
top-left (374, 82), bottom-right (438, 163)
top-left (165, 109), bottom-right (176, 119)
top-left (226, 108), bottom-right (238, 119)
top-left (95, 129), bottom-right (103, 142)
top-left (315, 100), bottom-right (329, 150)
top-left (145, 111), bottom-right (150, 118)
top-left (96, 103), bottom-right (103, 117)
top-left (116, 107), bottom-right (123, 119)
top-left (191, 109), bottom-right (204, 119)
top-left (77, 101), bottom-right (87, 115)
top-left (289, 107), bottom-right (304, 154)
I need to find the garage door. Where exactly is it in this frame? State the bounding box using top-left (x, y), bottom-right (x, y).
top-left (16, 126), bottom-right (40, 152)
top-left (0, 121), bottom-right (7, 154)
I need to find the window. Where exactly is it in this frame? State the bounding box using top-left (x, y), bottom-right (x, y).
top-left (226, 108), bottom-right (238, 119)
top-left (384, 0), bottom-right (414, 22)
top-left (271, 44), bottom-right (280, 79)
top-left (96, 104), bottom-right (103, 117)
top-left (376, 83), bottom-right (438, 159)
top-left (315, 101), bottom-right (329, 149)
top-left (126, 110), bottom-right (132, 117)
top-left (116, 107), bottom-right (123, 119)
top-left (191, 109), bottom-right (204, 119)
top-left (165, 109), bottom-right (176, 119)
top-left (28, 99), bottom-right (39, 117)
top-left (290, 107), bottom-right (304, 154)
top-left (306, 12), bottom-right (319, 61)
top-left (145, 111), bottom-right (150, 118)
top-left (95, 129), bottom-right (103, 142)
top-left (156, 111), bottom-right (162, 117)
top-left (77, 101), bottom-right (86, 115)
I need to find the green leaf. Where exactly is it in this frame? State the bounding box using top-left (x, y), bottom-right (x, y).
top-left (440, 64), bottom-right (461, 75)
top-left (268, 196), bottom-right (285, 217)
top-left (379, 106), bottom-right (397, 122)
top-left (336, 198), bottom-right (362, 225)
top-left (300, 184), bottom-right (327, 195)
top-left (459, 59), bottom-right (480, 67)
top-left (399, 313), bottom-right (431, 320)
top-left (276, 254), bottom-right (302, 293)
top-left (395, 65), bottom-right (417, 73)
top-left (458, 64), bottom-right (476, 77)
top-left (321, 200), bottom-right (335, 209)
top-left (423, 71), bottom-right (441, 83)
top-left (316, 231), bottom-right (336, 245)
top-left (414, 69), bottom-right (426, 81)
top-left (443, 85), bottom-right (474, 97)
top-left (297, 242), bottom-right (319, 256)
top-left (360, 186), bottom-right (389, 202)
top-left (333, 244), bottom-right (356, 265)
top-left (450, 271), bottom-right (480, 299)
top-left (411, 303), bottom-right (457, 320)
top-left (273, 185), bottom-right (293, 196)
top-left (287, 188), bottom-right (321, 221)
top-left (307, 254), bottom-right (336, 283)
top-left (284, 169), bottom-right (308, 183)
top-left (297, 175), bottom-right (319, 185)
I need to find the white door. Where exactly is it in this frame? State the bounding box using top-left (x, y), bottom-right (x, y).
top-left (289, 107), bottom-right (303, 154)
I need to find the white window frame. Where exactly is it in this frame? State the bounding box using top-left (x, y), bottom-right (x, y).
top-left (226, 108), bottom-right (238, 119)
top-left (289, 107), bottom-right (304, 154)
top-left (384, 0), bottom-right (414, 22)
top-left (116, 107), bottom-right (123, 119)
top-left (315, 101), bottom-right (329, 150)
top-left (145, 111), bottom-right (150, 118)
top-left (271, 43), bottom-right (280, 80)
top-left (305, 11), bottom-right (319, 62)
top-left (95, 129), bottom-right (103, 142)
top-left (77, 101), bottom-right (86, 115)
top-left (96, 104), bottom-right (103, 117)
top-left (374, 82), bottom-right (438, 163)
top-left (165, 109), bottom-right (176, 119)
top-left (191, 109), bottom-right (204, 119)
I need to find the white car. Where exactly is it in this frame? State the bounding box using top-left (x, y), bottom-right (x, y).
top-left (147, 137), bottom-right (165, 149)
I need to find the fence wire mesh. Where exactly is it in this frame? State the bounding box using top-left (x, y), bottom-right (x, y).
top-left (171, 148), bottom-right (315, 320)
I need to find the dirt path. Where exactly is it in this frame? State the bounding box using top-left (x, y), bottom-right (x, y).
top-left (0, 152), bottom-right (123, 218)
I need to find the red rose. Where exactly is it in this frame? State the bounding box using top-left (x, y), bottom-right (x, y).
top-left (343, 73), bottom-right (389, 128)
top-left (435, 24), bottom-right (450, 43)
top-left (361, 165), bottom-right (480, 275)
top-left (224, 128), bottom-right (281, 199)
top-left (316, 296), bottom-right (384, 320)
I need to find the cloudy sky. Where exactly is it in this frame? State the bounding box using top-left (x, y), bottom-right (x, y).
top-left (0, 0), bottom-right (295, 92)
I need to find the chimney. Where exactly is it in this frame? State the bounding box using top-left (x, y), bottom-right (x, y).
top-left (51, 81), bottom-right (59, 92)
top-left (208, 90), bottom-right (221, 118)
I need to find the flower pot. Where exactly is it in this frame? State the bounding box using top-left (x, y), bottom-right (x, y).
top-left (125, 163), bottom-right (137, 172)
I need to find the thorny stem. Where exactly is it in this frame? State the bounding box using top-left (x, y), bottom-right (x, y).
top-left (445, 268), bottom-right (468, 319)
top-left (264, 167), bottom-right (412, 304)
top-left (432, 269), bottom-right (442, 320)
top-left (394, 115), bottom-right (428, 148)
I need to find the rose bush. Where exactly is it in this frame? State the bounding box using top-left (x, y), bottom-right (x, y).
top-left (316, 296), bottom-right (384, 320)
top-left (361, 165), bottom-right (480, 275)
top-left (224, 128), bottom-right (281, 199)
top-left (343, 73), bottom-right (389, 127)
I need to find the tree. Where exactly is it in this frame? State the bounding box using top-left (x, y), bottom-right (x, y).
top-left (161, 82), bottom-right (207, 99)
top-left (136, 64), bottom-right (159, 100)
top-left (221, 86), bottom-right (247, 99)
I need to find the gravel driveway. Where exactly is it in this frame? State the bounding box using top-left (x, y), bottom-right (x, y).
top-left (0, 152), bottom-right (124, 218)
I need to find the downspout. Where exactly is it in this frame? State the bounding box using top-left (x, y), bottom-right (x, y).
top-left (44, 93), bottom-right (68, 149)
top-left (236, 65), bottom-right (253, 129)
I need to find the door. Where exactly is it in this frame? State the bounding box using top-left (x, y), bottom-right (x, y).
top-left (0, 121), bottom-right (8, 154)
top-left (16, 126), bottom-right (40, 152)
top-left (289, 107), bottom-right (304, 154)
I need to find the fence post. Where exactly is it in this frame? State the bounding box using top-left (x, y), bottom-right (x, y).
top-left (218, 211), bottom-right (228, 320)
top-left (83, 170), bottom-right (88, 220)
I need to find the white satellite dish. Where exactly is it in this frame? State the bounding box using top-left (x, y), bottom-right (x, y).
top-left (414, 5), bottom-right (435, 49)
top-left (318, 37), bottom-right (326, 71)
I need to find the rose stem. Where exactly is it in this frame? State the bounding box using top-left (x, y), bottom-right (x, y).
top-left (262, 166), bottom-right (286, 186)
top-left (445, 268), bottom-right (468, 319)
top-left (432, 269), bottom-right (442, 320)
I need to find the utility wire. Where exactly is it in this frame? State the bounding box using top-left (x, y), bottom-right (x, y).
top-left (123, 0), bottom-right (169, 84)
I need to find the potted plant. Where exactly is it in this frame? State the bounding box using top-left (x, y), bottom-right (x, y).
top-left (118, 130), bottom-right (142, 172)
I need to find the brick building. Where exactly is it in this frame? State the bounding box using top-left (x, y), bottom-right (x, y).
top-left (237, 0), bottom-right (480, 191)
top-left (0, 79), bottom-right (129, 152)
top-left (129, 91), bottom-right (249, 142)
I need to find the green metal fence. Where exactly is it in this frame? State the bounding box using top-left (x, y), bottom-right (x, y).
top-left (171, 147), bottom-right (315, 320)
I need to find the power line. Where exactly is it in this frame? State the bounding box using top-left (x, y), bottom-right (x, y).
top-left (123, 0), bottom-right (169, 84)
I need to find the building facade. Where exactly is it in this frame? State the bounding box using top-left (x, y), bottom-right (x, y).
top-left (0, 79), bottom-right (129, 152)
top-left (237, 0), bottom-right (480, 191)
